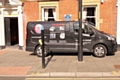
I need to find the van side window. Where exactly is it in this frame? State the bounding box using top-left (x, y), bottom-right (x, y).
top-left (82, 23), bottom-right (94, 36)
top-left (73, 22), bottom-right (79, 32)
top-left (73, 22), bottom-right (94, 36)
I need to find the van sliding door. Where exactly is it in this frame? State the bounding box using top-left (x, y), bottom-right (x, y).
top-left (47, 23), bottom-right (66, 52)
top-left (64, 22), bottom-right (76, 52)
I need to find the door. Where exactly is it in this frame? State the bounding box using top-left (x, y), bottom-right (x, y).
top-left (82, 23), bottom-right (95, 52)
top-left (4, 17), bottom-right (19, 46)
top-left (47, 23), bottom-right (66, 52)
top-left (4, 18), bottom-right (11, 46)
top-left (64, 22), bottom-right (76, 52)
top-left (73, 22), bottom-right (95, 52)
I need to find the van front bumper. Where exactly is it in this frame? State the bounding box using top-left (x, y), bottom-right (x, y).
top-left (107, 41), bottom-right (118, 53)
top-left (112, 43), bottom-right (118, 52)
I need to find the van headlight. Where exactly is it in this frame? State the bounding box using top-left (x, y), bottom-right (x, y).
top-left (107, 36), bottom-right (115, 41)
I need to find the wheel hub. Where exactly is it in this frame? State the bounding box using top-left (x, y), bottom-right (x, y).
top-left (95, 47), bottom-right (104, 56)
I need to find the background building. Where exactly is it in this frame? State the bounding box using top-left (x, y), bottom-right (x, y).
top-left (0, 0), bottom-right (24, 49)
top-left (23, 0), bottom-right (118, 46)
top-left (0, 0), bottom-right (119, 50)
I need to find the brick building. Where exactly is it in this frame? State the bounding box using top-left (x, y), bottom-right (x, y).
top-left (0, 0), bottom-right (119, 50)
top-left (23, 0), bottom-right (118, 46)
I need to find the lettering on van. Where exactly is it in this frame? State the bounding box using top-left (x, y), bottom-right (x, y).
top-left (31, 36), bottom-right (47, 39)
top-left (83, 39), bottom-right (92, 41)
top-left (50, 33), bottom-right (56, 39)
top-left (83, 42), bottom-right (91, 45)
top-left (83, 39), bottom-right (91, 45)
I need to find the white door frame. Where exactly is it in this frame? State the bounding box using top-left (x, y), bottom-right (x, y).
top-left (0, 8), bottom-right (5, 49)
top-left (0, 6), bottom-right (24, 49)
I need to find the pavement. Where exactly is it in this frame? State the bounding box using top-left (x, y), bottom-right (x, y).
top-left (0, 47), bottom-right (120, 79)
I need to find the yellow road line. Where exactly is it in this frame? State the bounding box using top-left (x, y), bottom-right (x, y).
top-left (30, 72), bottom-right (40, 76)
top-left (35, 72), bottom-right (40, 76)
top-left (30, 73), bottom-right (35, 76)
top-left (113, 71), bottom-right (117, 76)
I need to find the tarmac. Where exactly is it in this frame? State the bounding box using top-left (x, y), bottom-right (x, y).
top-left (0, 47), bottom-right (120, 79)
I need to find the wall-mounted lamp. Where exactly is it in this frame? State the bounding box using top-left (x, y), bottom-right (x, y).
top-left (101, 0), bottom-right (104, 4)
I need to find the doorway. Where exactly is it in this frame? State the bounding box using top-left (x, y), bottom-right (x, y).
top-left (4, 17), bottom-right (19, 46)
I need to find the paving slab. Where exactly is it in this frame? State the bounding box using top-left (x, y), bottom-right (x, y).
top-left (0, 49), bottom-right (120, 78)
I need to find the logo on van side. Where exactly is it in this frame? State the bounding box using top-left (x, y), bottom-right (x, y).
top-left (34, 24), bottom-right (43, 34)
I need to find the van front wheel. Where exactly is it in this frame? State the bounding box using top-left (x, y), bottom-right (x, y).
top-left (93, 44), bottom-right (107, 57)
top-left (35, 45), bottom-right (47, 57)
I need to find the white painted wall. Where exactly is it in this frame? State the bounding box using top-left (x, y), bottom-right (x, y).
top-left (0, 8), bottom-right (5, 46)
top-left (117, 0), bottom-right (120, 44)
top-left (18, 6), bottom-right (24, 47)
top-left (0, 8), bottom-right (2, 47)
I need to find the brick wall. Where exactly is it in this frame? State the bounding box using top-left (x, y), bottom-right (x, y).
top-left (100, 0), bottom-right (117, 36)
top-left (23, 1), bottom-right (39, 46)
top-left (59, 0), bottom-right (78, 21)
top-left (23, 0), bottom-right (118, 46)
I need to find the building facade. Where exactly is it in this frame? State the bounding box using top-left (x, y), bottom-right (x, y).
top-left (23, 0), bottom-right (118, 45)
top-left (0, 0), bottom-right (24, 49)
top-left (0, 0), bottom-right (119, 50)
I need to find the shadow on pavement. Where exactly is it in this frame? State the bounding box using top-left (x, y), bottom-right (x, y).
top-left (48, 52), bottom-right (92, 56)
top-left (29, 53), bottom-right (36, 56)
top-left (45, 55), bottom-right (53, 67)
top-left (29, 53), bottom-right (53, 68)
top-left (29, 52), bottom-right (116, 57)
top-left (29, 52), bottom-right (92, 56)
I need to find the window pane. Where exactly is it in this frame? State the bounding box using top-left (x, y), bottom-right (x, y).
top-left (42, 8), bottom-right (56, 21)
top-left (87, 7), bottom-right (96, 16)
top-left (48, 9), bottom-right (55, 21)
top-left (82, 6), bottom-right (96, 26)
top-left (86, 18), bottom-right (95, 26)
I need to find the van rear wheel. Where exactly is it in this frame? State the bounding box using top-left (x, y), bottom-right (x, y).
top-left (35, 45), bottom-right (47, 57)
top-left (93, 44), bottom-right (107, 57)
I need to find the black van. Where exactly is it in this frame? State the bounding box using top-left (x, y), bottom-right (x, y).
top-left (26, 21), bottom-right (117, 57)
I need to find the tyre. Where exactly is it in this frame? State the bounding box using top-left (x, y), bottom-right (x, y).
top-left (93, 44), bottom-right (107, 57)
top-left (35, 45), bottom-right (48, 57)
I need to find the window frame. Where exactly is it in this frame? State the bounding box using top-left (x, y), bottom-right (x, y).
top-left (39, 2), bottom-right (59, 21)
top-left (42, 7), bottom-right (56, 21)
top-left (82, 6), bottom-right (97, 27)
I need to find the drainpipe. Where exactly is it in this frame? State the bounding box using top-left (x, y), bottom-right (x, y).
top-left (117, 0), bottom-right (120, 45)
